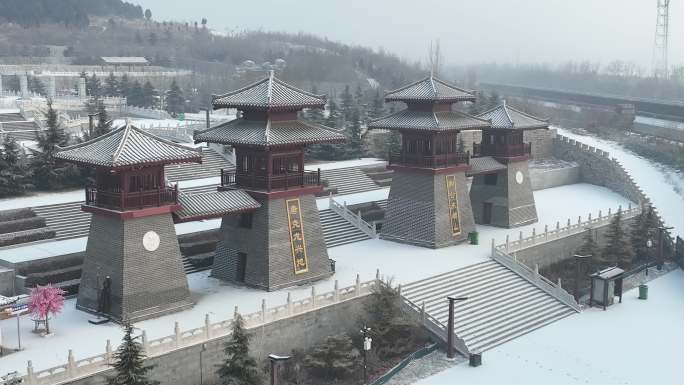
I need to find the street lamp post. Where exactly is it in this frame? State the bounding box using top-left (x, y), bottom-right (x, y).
top-left (360, 325), bottom-right (372, 385)
top-left (446, 296), bottom-right (468, 359)
top-left (574, 254), bottom-right (591, 301)
top-left (199, 343), bottom-right (207, 385)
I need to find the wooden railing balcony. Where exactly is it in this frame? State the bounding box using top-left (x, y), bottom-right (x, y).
top-left (473, 142), bottom-right (532, 158)
top-left (220, 169), bottom-right (321, 191)
top-left (388, 152), bottom-right (470, 169)
top-left (85, 185), bottom-right (178, 211)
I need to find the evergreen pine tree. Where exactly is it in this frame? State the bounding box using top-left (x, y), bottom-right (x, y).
top-left (340, 85), bottom-right (354, 122)
top-left (630, 210), bottom-right (649, 262)
top-left (119, 74), bottom-right (131, 101)
top-left (346, 108), bottom-right (363, 159)
top-left (31, 101), bottom-right (77, 190)
top-left (28, 76), bottom-right (46, 96)
top-left (105, 72), bottom-right (119, 97)
top-left (305, 85), bottom-right (325, 123)
top-left (108, 324), bottom-right (159, 385)
top-left (165, 80), bottom-right (185, 117)
top-left (0, 135), bottom-right (31, 197)
top-left (601, 209), bottom-right (634, 269)
top-left (87, 74), bottom-right (102, 98)
top-left (141, 81), bottom-right (158, 108)
top-left (129, 81), bottom-right (144, 107)
top-left (94, 100), bottom-right (111, 138)
top-left (216, 314), bottom-right (262, 385)
top-left (303, 334), bottom-right (359, 380)
top-left (487, 91), bottom-right (501, 110)
top-left (369, 89), bottom-right (385, 120)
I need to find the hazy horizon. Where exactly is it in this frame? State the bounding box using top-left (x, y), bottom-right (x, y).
top-left (132, 0), bottom-right (681, 72)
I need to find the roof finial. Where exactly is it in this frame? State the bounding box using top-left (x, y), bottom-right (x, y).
top-left (267, 70), bottom-right (275, 104)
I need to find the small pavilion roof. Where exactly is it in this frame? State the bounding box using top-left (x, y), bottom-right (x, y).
top-left (194, 118), bottom-right (345, 148)
top-left (55, 123), bottom-right (201, 168)
top-left (368, 109), bottom-right (490, 132)
top-left (477, 101), bottom-right (549, 130)
top-left (212, 72), bottom-right (326, 110)
top-left (384, 75), bottom-right (476, 103)
top-left (467, 156), bottom-right (507, 176)
top-left (174, 190), bottom-right (260, 223)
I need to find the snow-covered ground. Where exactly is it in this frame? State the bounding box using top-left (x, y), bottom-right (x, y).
top-left (0, 183), bottom-right (631, 373)
top-left (0, 189), bottom-right (83, 211)
top-left (556, 127), bottom-right (684, 237)
top-left (415, 268), bottom-right (684, 385)
top-left (634, 115), bottom-right (684, 131)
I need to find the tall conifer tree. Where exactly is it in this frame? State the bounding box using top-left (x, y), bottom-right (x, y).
top-left (216, 314), bottom-right (262, 385)
top-left (108, 324), bottom-right (159, 385)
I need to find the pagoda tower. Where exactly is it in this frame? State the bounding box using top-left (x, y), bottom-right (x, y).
top-left (471, 101), bottom-right (549, 227)
top-left (194, 73), bottom-right (345, 290)
top-left (55, 123), bottom-right (202, 322)
top-left (368, 75), bottom-right (490, 248)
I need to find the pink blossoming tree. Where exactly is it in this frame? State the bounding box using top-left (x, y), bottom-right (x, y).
top-left (28, 284), bottom-right (65, 335)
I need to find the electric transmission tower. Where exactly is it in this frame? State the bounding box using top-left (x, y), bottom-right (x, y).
top-left (653, 0), bottom-right (671, 78)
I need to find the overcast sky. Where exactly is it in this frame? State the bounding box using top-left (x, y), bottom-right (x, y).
top-left (133, 0), bottom-right (681, 70)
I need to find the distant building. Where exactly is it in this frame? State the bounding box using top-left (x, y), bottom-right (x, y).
top-left (99, 56), bottom-right (149, 70)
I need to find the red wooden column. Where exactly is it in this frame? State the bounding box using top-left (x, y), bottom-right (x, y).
top-left (266, 151), bottom-right (273, 192)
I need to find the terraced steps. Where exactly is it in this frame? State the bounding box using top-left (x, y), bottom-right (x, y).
top-left (319, 209), bottom-right (371, 247)
top-left (165, 149), bottom-right (233, 182)
top-left (320, 167), bottom-right (381, 196)
top-left (402, 260), bottom-right (576, 353)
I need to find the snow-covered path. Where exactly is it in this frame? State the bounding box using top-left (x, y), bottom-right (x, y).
top-left (557, 128), bottom-right (684, 237)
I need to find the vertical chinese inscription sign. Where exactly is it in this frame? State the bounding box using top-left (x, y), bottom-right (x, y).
top-left (286, 198), bottom-right (309, 274)
top-left (445, 175), bottom-right (462, 236)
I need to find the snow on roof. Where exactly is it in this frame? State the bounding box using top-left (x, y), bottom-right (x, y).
top-left (414, 269), bottom-right (684, 385)
top-left (100, 56), bottom-right (148, 65)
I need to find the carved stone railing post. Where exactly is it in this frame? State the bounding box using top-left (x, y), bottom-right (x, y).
top-left (334, 280), bottom-right (340, 302)
top-left (67, 349), bottom-right (76, 377)
top-left (174, 322), bottom-right (182, 347)
top-left (205, 314), bottom-right (212, 340)
top-left (261, 299), bottom-right (267, 322)
top-left (26, 361), bottom-right (36, 385)
top-left (287, 293), bottom-right (293, 315)
top-left (505, 235), bottom-right (510, 251)
top-left (141, 330), bottom-right (149, 354)
top-left (355, 274), bottom-right (361, 296)
top-left (105, 339), bottom-right (113, 364)
top-left (310, 287), bottom-right (316, 308)
top-left (544, 225), bottom-right (548, 241)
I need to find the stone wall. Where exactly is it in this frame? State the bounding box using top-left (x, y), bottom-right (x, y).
top-left (0, 267), bottom-right (14, 296)
top-left (62, 295), bottom-right (369, 385)
top-left (510, 213), bottom-right (637, 269)
top-left (529, 164), bottom-right (580, 190)
top-left (552, 134), bottom-right (670, 237)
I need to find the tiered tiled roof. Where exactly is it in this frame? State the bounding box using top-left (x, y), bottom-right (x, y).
top-left (174, 190), bottom-right (260, 222)
top-left (55, 123), bottom-right (202, 168)
top-left (368, 109), bottom-right (490, 132)
top-left (384, 75), bottom-right (476, 103)
top-left (194, 118), bottom-right (345, 147)
top-left (212, 72), bottom-right (326, 110)
top-left (477, 101), bottom-right (549, 130)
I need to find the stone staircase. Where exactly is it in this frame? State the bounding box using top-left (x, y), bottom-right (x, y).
top-left (401, 260), bottom-right (577, 353)
top-left (32, 202), bottom-right (91, 241)
top-left (320, 167), bottom-right (380, 196)
top-left (319, 209), bottom-right (371, 248)
top-left (165, 148), bottom-right (233, 182)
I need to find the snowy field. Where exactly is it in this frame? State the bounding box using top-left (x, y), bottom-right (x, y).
top-left (0, 183), bottom-right (631, 374)
top-left (557, 127), bottom-right (684, 237)
top-left (415, 269), bottom-right (684, 385)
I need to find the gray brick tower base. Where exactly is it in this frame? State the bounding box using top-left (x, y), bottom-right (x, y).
top-left (77, 214), bottom-right (193, 322)
top-left (381, 169), bottom-right (476, 248)
top-left (212, 194), bottom-right (332, 291)
top-left (470, 160), bottom-right (538, 228)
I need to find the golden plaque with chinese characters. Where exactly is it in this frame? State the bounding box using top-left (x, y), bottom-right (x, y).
top-left (445, 175), bottom-right (462, 236)
top-left (286, 198), bottom-right (309, 274)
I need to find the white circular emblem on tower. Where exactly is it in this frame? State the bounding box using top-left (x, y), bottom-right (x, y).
top-left (515, 171), bottom-right (524, 185)
top-left (143, 231), bottom-right (160, 252)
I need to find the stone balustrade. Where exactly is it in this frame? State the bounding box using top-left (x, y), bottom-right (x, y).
top-left (5, 273), bottom-right (379, 385)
